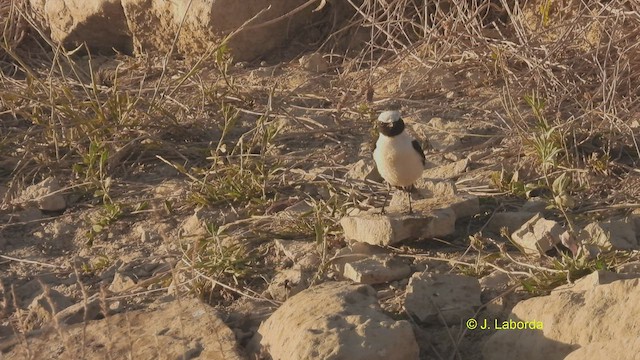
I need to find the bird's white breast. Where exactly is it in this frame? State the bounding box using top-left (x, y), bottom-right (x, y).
top-left (373, 132), bottom-right (424, 187)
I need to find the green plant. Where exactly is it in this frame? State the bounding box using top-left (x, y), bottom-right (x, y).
top-left (490, 169), bottom-right (542, 198)
top-left (85, 202), bottom-right (123, 246)
top-left (520, 251), bottom-right (616, 294)
top-left (80, 254), bottom-right (112, 274)
top-left (181, 222), bottom-right (255, 298)
top-left (538, 0), bottom-right (553, 27)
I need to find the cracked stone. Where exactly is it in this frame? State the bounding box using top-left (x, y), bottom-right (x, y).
top-left (342, 255), bottom-right (412, 285)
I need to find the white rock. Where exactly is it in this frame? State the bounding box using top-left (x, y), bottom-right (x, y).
top-left (511, 214), bottom-right (564, 255)
top-left (32, 0), bottom-right (131, 54)
top-left (404, 273), bottom-right (481, 325)
top-left (564, 337), bottom-right (640, 360)
top-left (577, 218), bottom-right (639, 252)
top-left (274, 239), bottom-right (316, 263)
top-left (413, 179), bottom-right (457, 198)
top-left (340, 202), bottom-right (456, 246)
top-left (122, 0), bottom-right (334, 61)
top-left (345, 158), bottom-right (384, 183)
top-left (447, 195), bottom-right (480, 218)
top-left (483, 271), bottom-right (640, 360)
top-left (108, 272), bottom-right (137, 293)
top-left (4, 298), bottom-right (243, 359)
top-left (26, 289), bottom-right (73, 329)
top-left (53, 296), bottom-right (104, 326)
top-left (342, 255), bottom-right (412, 284)
top-left (252, 282), bottom-right (419, 360)
top-left (20, 177), bottom-right (66, 211)
top-left (331, 243), bottom-right (390, 273)
top-left (552, 269), bottom-right (640, 293)
top-left (267, 268), bottom-right (311, 301)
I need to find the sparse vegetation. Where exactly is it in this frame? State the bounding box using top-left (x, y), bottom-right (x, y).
top-left (2, 0), bottom-right (640, 358)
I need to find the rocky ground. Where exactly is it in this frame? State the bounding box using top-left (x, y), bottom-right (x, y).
top-left (2, 0), bottom-right (640, 359)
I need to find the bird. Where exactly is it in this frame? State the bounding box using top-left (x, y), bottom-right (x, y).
top-left (373, 110), bottom-right (426, 214)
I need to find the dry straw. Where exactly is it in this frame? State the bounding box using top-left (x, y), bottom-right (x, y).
top-left (0, 0), bottom-right (28, 56)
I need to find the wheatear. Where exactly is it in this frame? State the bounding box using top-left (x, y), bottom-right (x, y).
top-left (373, 110), bottom-right (426, 214)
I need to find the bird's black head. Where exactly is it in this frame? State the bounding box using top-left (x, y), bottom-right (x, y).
top-left (378, 118), bottom-right (405, 137)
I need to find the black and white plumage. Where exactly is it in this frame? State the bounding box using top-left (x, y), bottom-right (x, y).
top-left (373, 110), bottom-right (426, 214)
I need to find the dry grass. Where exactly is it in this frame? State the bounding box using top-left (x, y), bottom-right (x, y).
top-left (2, 0), bottom-right (640, 358)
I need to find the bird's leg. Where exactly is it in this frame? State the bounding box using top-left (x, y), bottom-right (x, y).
top-left (407, 188), bottom-right (413, 214)
top-left (380, 183), bottom-right (391, 215)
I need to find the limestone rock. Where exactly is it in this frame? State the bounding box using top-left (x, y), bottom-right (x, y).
top-left (121, 0), bottom-right (331, 61)
top-left (340, 202), bottom-right (456, 246)
top-left (511, 214), bottom-right (564, 255)
top-left (479, 271), bottom-right (513, 316)
top-left (552, 269), bottom-right (640, 293)
top-left (413, 179), bottom-right (457, 198)
top-left (483, 271), bottom-right (640, 360)
top-left (404, 273), bottom-right (481, 325)
top-left (342, 255), bottom-right (412, 285)
top-left (274, 239), bottom-right (320, 270)
top-left (2, 298), bottom-right (242, 359)
top-left (577, 217), bottom-right (639, 252)
top-left (252, 282), bottom-right (419, 360)
top-left (31, 0), bottom-right (132, 54)
top-left (345, 158), bottom-right (383, 183)
top-left (267, 268), bottom-right (311, 302)
top-left (19, 177), bottom-right (66, 211)
top-left (331, 242), bottom-right (391, 274)
top-left (26, 289), bottom-right (73, 330)
top-left (108, 272), bottom-right (137, 293)
top-left (564, 337), bottom-right (640, 360)
top-left (274, 239), bottom-right (316, 263)
top-left (53, 296), bottom-right (104, 326)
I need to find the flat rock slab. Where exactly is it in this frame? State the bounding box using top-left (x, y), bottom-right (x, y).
top-left (1, 298), bottom-right (243, 360)
top-left (483, 271), bottom-right (640, 360)
top-left (564, 337), bottom-right (640, 360)
top-left (341, 196), bottom-right (478, 246)
top-left (511, 213), bottom-right (564, 255)
top-left (404, 273), bottom-right (482, 325)
top-left (578, 217), bottom-right (640, 252)
top-left (342, 255), bottom-right (412, 284)
top-left (17, 177), bottom-right (66, 211)
top-left (252, 281), bottom-right (419, 360)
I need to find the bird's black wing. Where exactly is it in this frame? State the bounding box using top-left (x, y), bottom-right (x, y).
top-left (412, 140), bottom-right (426, 166)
